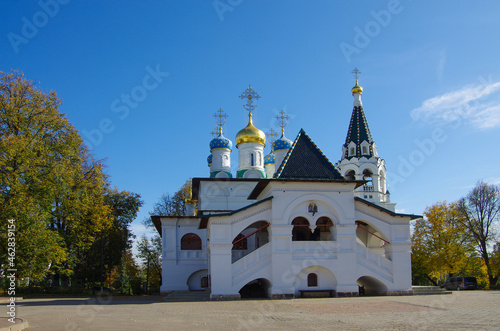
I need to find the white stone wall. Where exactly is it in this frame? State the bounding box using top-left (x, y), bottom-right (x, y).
top-left (161, 180), bottom-right (412, 297)
top-left (198, 179), bottom-right (258, 212)
top-left (237, 142), bottom-right (265, 177)
top-left (210, 148), bottom-right (231, 176)
top-left (160, 217), bottom-right (208, 293)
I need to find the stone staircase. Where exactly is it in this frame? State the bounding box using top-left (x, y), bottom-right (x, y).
top-left (163, 290), bottom-right (211, 302)
top-left (232, 243), bottom-right (272, 291)
top-left (412, 286), bottom-right (451, 295)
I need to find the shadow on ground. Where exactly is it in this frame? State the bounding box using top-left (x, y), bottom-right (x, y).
top-left (17, 295), bottom-right (162, 307)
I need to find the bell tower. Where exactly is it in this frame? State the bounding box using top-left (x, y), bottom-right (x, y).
top-left (336, 69), bottom-right (395, 211)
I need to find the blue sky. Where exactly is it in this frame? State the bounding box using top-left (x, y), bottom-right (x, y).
top-left (2, 0), bottom-right (500, 245)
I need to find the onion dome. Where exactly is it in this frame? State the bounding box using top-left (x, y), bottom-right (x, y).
top-left (272, 133), bottom-right (292, 151)
top-left (264, 152), bottom-right (275, 165)
top-left (236, 113), bottom-right (266, 147)
top-left (352, 79), bottom-right (363, 95)
top-left (207, 154), bottom-right (212, 167)
top-left (210, 131), bottom-right (232, 151)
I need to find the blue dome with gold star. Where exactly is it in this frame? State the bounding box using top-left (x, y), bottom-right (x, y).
top-left (210, 132), bottom-right (232, 151)
top-left (272, 133), bottom-right (292, 151)
top-left (264, 152), bottom-right (275, 165)
top-left (207, 154), bottom-right (212, 166)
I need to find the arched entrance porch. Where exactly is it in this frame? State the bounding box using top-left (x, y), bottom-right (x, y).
top-left (239, 278), bottom-right (271, 299)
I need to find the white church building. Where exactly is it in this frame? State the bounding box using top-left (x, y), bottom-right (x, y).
top-left (152, 77), bottom-right (420, 299)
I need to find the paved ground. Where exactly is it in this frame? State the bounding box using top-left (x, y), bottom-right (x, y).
top-left (2, 291), bottom-right (499, 330)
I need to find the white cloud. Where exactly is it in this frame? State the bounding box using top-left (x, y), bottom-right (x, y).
top-left (485, 177), bottom-right (500, 185)
top-left (411, 80), bottom-right (500, 130)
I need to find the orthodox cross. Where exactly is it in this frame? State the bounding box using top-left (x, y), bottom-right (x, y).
top-left (239, 85), bottom-right (261, 114)
top-left (266, 128), bottom-right (278, 151)
top-left (213, 108), bottom-right (228, 134)
top-left (275, 109), bottom-right (290, 134)
top-left (352, 67), bottom-right (362, 80)
top-left (210, 127), bottom-right (220, 138)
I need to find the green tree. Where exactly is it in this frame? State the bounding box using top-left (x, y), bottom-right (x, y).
top-left (137, 235), bottom-right (162, 293)
top-left (139, 179), bottom-right (192, 292)
top-left (411, 201), bottom-right (476, 285)
top-left (112, 249), bottom-right (142, 295)
top-left (76, 188), bottom-right (143, 288)
top-left (0, 70), bottom-right (142, 286)
top-left (458, 181), bottom-right (500, 288)
top-left (146, 179), bottom-right (192, 219)
top-left (491, 243), bottom-right (500, 288)
top-left (0, 70), bottom-right (110, 281)
top-left (48, 154), bottom-right (113, 281)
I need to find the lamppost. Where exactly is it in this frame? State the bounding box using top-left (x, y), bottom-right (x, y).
top-left (92, 266), bottom-right (95, 295)
top-left (28, 262), bottom-right (32, 294)
top-left (146, 251), bottom-right (150, 295)
top-left (100, 234), bottom-right (104, 294)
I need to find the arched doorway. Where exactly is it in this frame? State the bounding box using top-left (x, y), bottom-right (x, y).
top-left (239, 278), bottom-right (271, 299)
top-left (357, 276), bottom-right (388, 296)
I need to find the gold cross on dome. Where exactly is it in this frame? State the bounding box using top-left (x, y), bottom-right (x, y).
top-left (210, 127), bottom-right (220, 137)
top-left (239, 85), bottom-right (261, 113)
top-left (213, 108), bottom-right (228, 134)
top-left (352, 67), bottom-right (362, 80)
top-left (275, 109), bottom-right (290, 134)
top-left (266, 128), bottom-right (278, 145)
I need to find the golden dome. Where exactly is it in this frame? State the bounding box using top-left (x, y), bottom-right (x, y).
top-left (352, 79), bottom-right (363, 95)
top-left (236, 113), bottom-right (266, 147)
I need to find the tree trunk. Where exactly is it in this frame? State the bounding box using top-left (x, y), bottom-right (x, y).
top-left (426, 274), bottom-right (438, 286)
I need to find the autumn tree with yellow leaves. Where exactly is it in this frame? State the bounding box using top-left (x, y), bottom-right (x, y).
top-left (412, 181), bottom-right (500, 288)
top-left (411, 201), bottom-right (482, 286)
top-left (0, 71), bottom-right (142, 285)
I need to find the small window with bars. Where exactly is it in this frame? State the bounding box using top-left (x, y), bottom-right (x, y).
top-left (307, 273), bottom-right (318, 287)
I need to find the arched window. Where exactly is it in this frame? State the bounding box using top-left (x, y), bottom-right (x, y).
top-left (307, 273), bottom-right (318, 287)
top-left (345, 170), bottom-right (355, 181)
top-left (363, 169), bottom-right (373, 187)
top-left (349, 147), bottom-right (355, 156)
top-left (250, 153), bottom-right (254, 166)
top-left (232, 233), bottom-right (248, 250)
top-left (292, 217), bottom-right (311, 241)
top-left (181, 233), bottom-right (202, 250)
top-left (315, 217), bottom-right (333, 241)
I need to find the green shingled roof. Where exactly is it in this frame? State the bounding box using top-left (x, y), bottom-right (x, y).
top-left (344, 105), bottom-right (374, 159)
